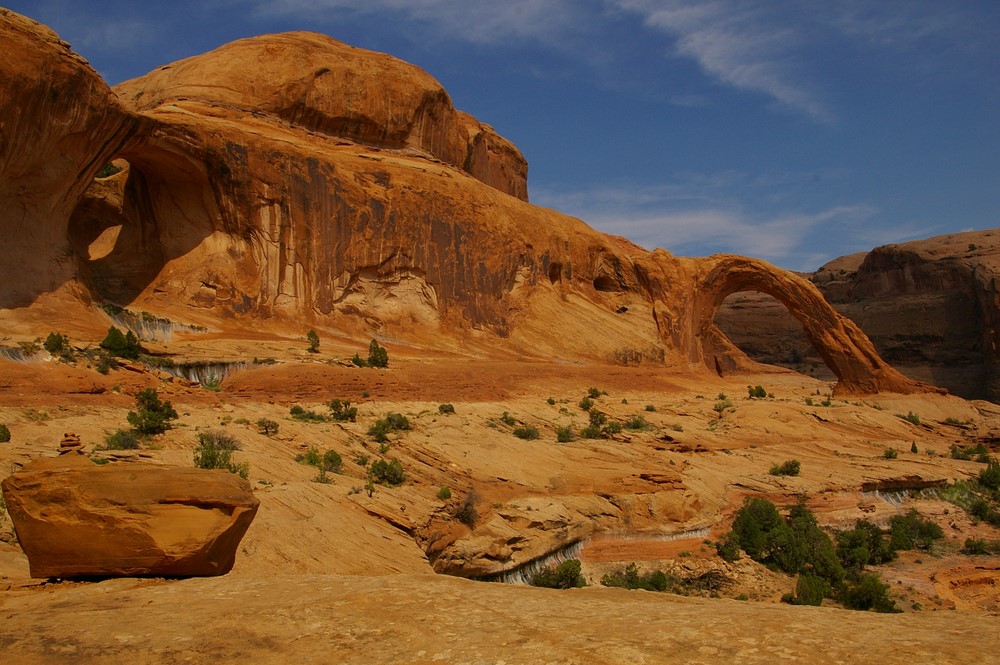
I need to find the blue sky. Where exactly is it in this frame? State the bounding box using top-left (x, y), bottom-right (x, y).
top-left (9, 0), bottom-right (999, 271)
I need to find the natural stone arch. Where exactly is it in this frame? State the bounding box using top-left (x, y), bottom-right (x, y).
top-left (690, 255), bottom-right (933, 395)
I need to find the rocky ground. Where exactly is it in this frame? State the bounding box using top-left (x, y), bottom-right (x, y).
top-left (2, 337), bottom-right (1000, 663)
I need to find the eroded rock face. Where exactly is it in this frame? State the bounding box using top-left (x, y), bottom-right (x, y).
top-left (0, 10), bottom-right (934, 396)
top-left (1, 456), bottom-right (259, 578)
top-left (717, 230), bottom-right (1000, 400)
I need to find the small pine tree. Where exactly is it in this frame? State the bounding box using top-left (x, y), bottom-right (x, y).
top-left (306, 329), bottom-right (320, 353)
top-left (127, 388), bottom-right (179, 435)
top-left (367, 339), bottom-right (389, 368)
top-left (100, 326), bottom-right (142, 360)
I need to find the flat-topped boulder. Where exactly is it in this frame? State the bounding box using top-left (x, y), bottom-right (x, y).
top-left (1, 455), bottom-right (259, 578)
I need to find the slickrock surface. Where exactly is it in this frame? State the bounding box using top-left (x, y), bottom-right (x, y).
top-left (2, 455), bottom-right (259, 578)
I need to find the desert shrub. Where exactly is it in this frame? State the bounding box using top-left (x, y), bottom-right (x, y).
top-left (127, 388), bottom-right (178, 435)
top-left (770, 460), bottom-right (800, 476)
top-left (296, 446), bottom-right (323, 467)
top-left (579, 396), bottom-right (594, 411)
top-left (713, 397), bottom-right (734, 414)
top-left (368, 420), bottom-right (391, 443)
top-left (837, 519), bottom-right (896, 570)
top-left (328, 399), bottom-right (358, 422)
top-left (437, 486), bottom-right (452, 501)
top-left (351, 353), bottom-right (366, 367)
top-left (530, 559), bottom-right (586, 589)
top-left (290, 404), bottom-right (326, 423)
top-left (306, 329), bottom-right (320, 353)
top-left (256, 418), bottom-right (279, 436)
top-left (513, 425), bottom-right (540, 440)
top-left (888, 509), bottom-right (943, 551)
top-left (44, 332), bottom-right (73, 362)
top-left (499, 412), bottom-right (517, 426)
top-left (0, 423), bottom-right (9, 443)
top-left (100, 326), bottom-right (141, 360)
top-left (961, 538), bottom-right (991, 555)
top-left (370, 458), bottom-right (405, 486)
top-left (103, 428), bottom-right (139, 450)
top-left (438, 403), bottom-right (455, 414)
top-left (322, 449), bottom-right (342, 473)
top-left (911, 441), bottom-right (919, 454)
top-left (546, 397), bottom-right (556, 405)
top-left (790, 572), bottom-right (828, 606)
top-left (385, 412), bottom-right (410, 430)
top-left (587, 387), bottom-right (604, 399)
top-left (193, 431), bottom-right (248, 479)
top-left (555, 426), bottom-right (574, 443)
top-left (604, 421), bottom-right (622, 435)
top-left (644, 404), bottom-right (656, 412)
top-left (716, 533), bottom-right (742, 562)
top-left (883, 447), bottom-right (898, 460)
top-left (600, 562), bottom-right (671, 592)
top-left (978, 459), bottom-right (1000, 490)
top-left (839, 573), bottom-right (899, 613)
top-left (367, 339), bottom-right (388, 368)
top-left (455, 487), bottom-right (480, 527)
top-left (747, 385), bottom-right (767, 399)
top-left (96, 163), bottom-right (122, 178)
top-left (355, 453), bottom-right (369, 466)
top-left (624, 416), bottom-right (648, 430)
top-left (900, 411), bottom-right (921, 426)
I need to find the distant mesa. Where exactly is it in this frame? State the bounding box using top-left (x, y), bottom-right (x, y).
top-left (0, 9), bottom-right (939, 396)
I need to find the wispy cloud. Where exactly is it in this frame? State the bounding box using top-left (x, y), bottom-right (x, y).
top-left (612, 0), bottom-right (832, 123)
top-left (534, 178), bottom-right (884, 271)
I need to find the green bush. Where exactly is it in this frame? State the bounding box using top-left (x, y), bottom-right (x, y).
top-left (256, 418), bottom-right (279, 436)
top-left (579, 396), bottom-right (594, 411)
top-left (322, 449), bottom-right (342, 473)
top-left (385, 412), bottom-right (410, 430)
top-left (296, 446), bottom-right (323, 466)
top-left (840, 573), bottom-right (899, 613)
top-left (306, 329), bottom-right (320, 353)
top-left (961, 538), bottom-right (991, 555)
top-left (555, 426), bottom-right (574, 443)
top-left (513, 425), bottom-right (540, 440)
top-left (644, 404), bottom-right (656, 412)
top-left (103, 429), bottom-right (140, 450)
top-left (769, 459), bottom-right (800, 476)
top-left (328, 399), bottom-right (358, 422)
top-left (44, 332), bottom-right (73, 362)
top-left (900, 411), bottom-right (921, 426)
top-left (100, 326), bottom-right (141, 360)
top-left (530, 559), bottom-right (586, 589)
top-left (747, 385), bottom-right (767, 399)
top-left (437, 486), bottom-right (452, 501)
top-left (624, 416), bottom-right (648, 430)
top-left (127, 388), bottom-right (178, 435)
top-left (0, 423), bottom-right (10, 443)
top-left (791, 573), bottom-right (828, 606)
top-left (368, 419), bottom-right (391, 443)
top-left (883, 447), bottom-right (898, 460)
top-left (438, 403), bottom-right (455, 414)
top-left (910, 441), bottom-right (919, 454)
top-left (193, 431), bottom-right (248, 478)
top-left (587, 387), bottom-right (603, 399)
top-left (888, 509), bottom-right (943, 551)
top-left (600, 562), bottom-right (671, 592)
top-left (370, 458), bottom-right (405, 486)
top-left (290, 404), bottom-right (327, 422)
top-left (978, 459), bottom-right (1000, 490)
top-left (837, 519), bottom-right (895, 570)
top-left (500, 412), bottom-right (517, 426)
top-left (367, 339), bottom-right (388, 368)
top-left (351, 353), bottom-right (366, 367)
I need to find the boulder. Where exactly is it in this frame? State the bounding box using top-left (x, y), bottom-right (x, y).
top-left (1, 455), bottom-right (259, 578)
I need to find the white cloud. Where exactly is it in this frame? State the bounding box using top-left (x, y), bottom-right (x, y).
top-left (612, 0), bottom-right (833, 123)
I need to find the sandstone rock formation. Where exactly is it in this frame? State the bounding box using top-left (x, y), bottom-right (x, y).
top-left (717, 230), bottom-right (1000, 401)
top-left (0, 10), bottom-right (932, 396)
top-left (1, 454), bottom-right (259, 577)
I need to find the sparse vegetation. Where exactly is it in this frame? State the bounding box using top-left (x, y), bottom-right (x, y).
top-left (600, 562), bottom-right (671, 592)
top-left (437, 486), bottom-right (452, 501)
top-left (555, 426), bottom-right (574, 443)
top-left (587, 387), bottom-right (605, 399)
top-left (369, 458), bottom-right (405, 486)
top-left (329, 399), bottom-right (358, 422)
top-left (883, 448), bottom-right (898, 460)
top-left (256, 418), bottom-right (279, 436)
top-left (769, 459), bottom-right (800, 476)
top-left (455, 487), bottom-right (481, 528)
top-left (306, 329), bottom-right (320, 353)
top-left (0, 423), bottom-right (9, 443)
top-left (100, 326), bottom-right (142, 360)
top-left (193, 431), bottom-right (248, 479)
top-left (644, 404), bottom-right (656, 412)
top-left (530, 559), bottom-right (586, 589)
top-left (43, 332), bottom-right (73, 362)
top-left (512, 425), bottom-right (540, 440)
top-left (747, 385), bottom-right (767, 399)
top-left (96, 163), bottom-right (122, 178)
top-left (127, 388), bottom-right (178, 435)
top-left (290, 404), bottom-right (326, 423)
top-left (438, 403), bottom-right (455, 414)
top-left (624, 415), bottom-right (648, 431)
top-left (367, 339), bottom-right (388, 368)
top-left (102, 429), bottom-right (140, 450)
top-left (500, 412), bottom-right (517, 426)
top-left (900, 411), bottom-right (921, 426)
top-left (579, 396), bottom-right (594, 411)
